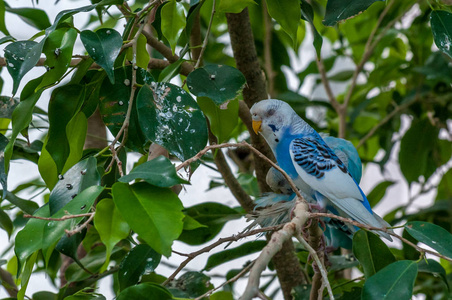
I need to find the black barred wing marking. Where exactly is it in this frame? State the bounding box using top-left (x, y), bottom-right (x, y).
top-left (291, 137), bottom-right (348, 179)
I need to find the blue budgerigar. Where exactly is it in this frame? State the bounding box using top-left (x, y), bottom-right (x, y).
top-left (250, 99), bottom-right (392, 240)
top-left (252, 135), bottom-right (362, 249)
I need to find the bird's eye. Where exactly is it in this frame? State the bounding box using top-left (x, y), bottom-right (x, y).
top-left (252, 113), bottom-right (257, 117)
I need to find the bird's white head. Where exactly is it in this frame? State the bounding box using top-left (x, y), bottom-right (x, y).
top-left (250, 99), bottom-right (311, 149)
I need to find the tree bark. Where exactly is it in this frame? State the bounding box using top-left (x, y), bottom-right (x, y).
top-left (227, 9), bottom-right (307, 299)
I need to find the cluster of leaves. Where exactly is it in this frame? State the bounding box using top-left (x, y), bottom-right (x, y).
top-left (0, 0), bottom-right (451, 299)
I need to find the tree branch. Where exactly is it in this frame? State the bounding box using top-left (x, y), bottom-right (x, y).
top-left (194, 0), bottom-right (216, 69)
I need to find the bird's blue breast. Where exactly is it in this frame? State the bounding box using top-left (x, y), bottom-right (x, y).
top-left (274, 128), bottom-right (299, 179)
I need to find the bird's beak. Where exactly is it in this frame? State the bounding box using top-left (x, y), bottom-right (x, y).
top-left (252, 120), bottom-right (262, 134)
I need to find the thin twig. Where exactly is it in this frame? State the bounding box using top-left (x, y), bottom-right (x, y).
top-left (23, 213), bottom-right (94, 221)
top-left (163, 225), bottom-right (283, 285)
top-left (65, 212), bottom-right (95, 237)
top-left (309, 212), bottom-right (452, 262)
top-left (295, 234), bottom-right (334, 300)
top-left (194, 262), bottom-right (254, 300)
top-left (194, 0), bottom-right (216, 68)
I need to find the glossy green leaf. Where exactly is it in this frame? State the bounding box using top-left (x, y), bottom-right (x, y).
top-left (352, 230), bottom-right (395, 278)
top-left (80, 28), bottom-right (122, 83)
top-left (42, 186), bottom-right (104, 262)
top-left (112, 182), bottom-right (184, 256)
top-left (4, 6), bottom-right (51, 30)
top-left (198, 97), bottom-right (238, 143)
top-left (99, 66), bottom-right (152, 151)
top-left (323, 0), bottom-right (384, 27)
top-left (218, 0), bottom-right (256, 13)
top-left (17, 251), bottom-right (38, 300)
top-left (405, 221), bottom-right (452, 258)
top-left (362, 260), bottom-right (418, 300)
top-left (4, 41), bottom-right (40, 94)
top-left (171, 271), bottom-right (213, 297)
top-left (418, 259), bottom-right (449, 291)
top-left (183, 215), bottom-right (207, 230)
top-left (0, 133), bottom-right (8, 195)
top-left (266, 0), bottom-right (300, 47)
top-left (211, 291), bottom-right (234, 300)
top-left (64, 291), bottom-right (106, 300)
top-left (431, 10), bottom-right (452, 59)
top-left (178, 202), bottom-right (241, 245)
top-left (399, 119), bottom-right (439, 183)
top-left (0, 96), bottom-right (18, 118)
top-left (55, 229), bottom-right (87, 268)
top-left (15, 205), bottom-right (49, 273)
top-left (118, 244), bottom-right (161, 291)
top-left (436, 168), bottom-right (452, 200)
top-left (119, 156), bottom-right (189, 187)
top-left (94, 198), bottom-right (130, 271)
top-left (48, 157), bottom-right (100, 215)
top-left (367, 181), bottom-right (395, 207)
top-left (161, 0), bottom-right (186, 53)
top-left (136, 82), bottom-right (208, 162)
top-left (300, 0), bottom-right (322, 57)
top-left (126, 34), bottom-right (150, 70)
top-left (204, 241), bottom-right (266, 271)
top-left (0, 0), bottom-right (9, 35)
top-left (3, 191), bottom-right (39, 214)
top-left (45, 84), bottom-right (85, 174)
top-left (158, 58), bottom-right (184, 82)
top-left (186, 65), bottom-right (246, 105)
top-left (117, 283), bottom-right (173, 300)
top-left (37, 28), bottom-right (77, 89)
top-left (0, 207), bottom-right (13, 237)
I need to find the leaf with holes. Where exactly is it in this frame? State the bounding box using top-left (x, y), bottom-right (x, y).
top-left (186, 65), bottom-right (246, 105)
top-left (80, 28), bottom-right (122, 84)
top-left (99, 66), bottom-right (153, 151)
top-left (431, 10), bottom-right (452, 59)
top-left (136, 82), bottom-right (208, 162)
top-left (118, 244), bottom-right (161, 291)
top-left (48, 157), bottom-right (100, 216)
top-left (323, 0), bottom-right (384, 27)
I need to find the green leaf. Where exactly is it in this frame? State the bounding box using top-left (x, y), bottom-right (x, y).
top-left (136, 34), bottom-right (151, 70)
top-left (94, 198), bottom-right (130, 271)
top-left (4, 6), bottom-right (51, 30)
top-left (178, 203), bottom-right (241, 245)
top-left (436, 168), bottom-right (452, 200)
top-left (161, 0), bottom-right (186, 53)
top-left (0, 133), bottom-right (8, 194)
top-left (112, 182), bottom-right (184, 256)
top-left (204, 241), bottom-right (266, 271)
top-left (362, 260), bottom-right (418, 300)
top-left (218, 0), bottom-right (256, 13)
top-left (158, 58), bottom-right (184, 82)
top-left (3, 191), bottom-right (39, 214)
top-left (48, 157), bottom-right (100, 215)
top-left (17, 251), bottom-right (38, 300)
top-left (183, 215), bottom-right (207, 230)
top-left (431, 10), bottom-right (452, 59)
top-left (118, 244), bottom-right (162, 291)
top-left (418, 259), bottom-right (450, 291)
top-left (405, 221), bottom-right (452, 258)
top-left (80, 28), bottom-right (122, 83)
top-left (0, 97), bottom-right (18, 119)
top-left (46, 85), bottom-right (85, 174)
top-left (42, 186), bottom-right (104, 262)
top-left (0, 207), bottom-right (13, 237)
top-left (0, 0), bottom-right (9, 35)
top-left (399, 119), bottom-right (439, 184)
top-left (186, 65), bottom-right (246, 105)
top-left (171, 272), bottom-right (213, 297)
top-left (266, 0), bottom-right (300, 47)
top-left (199, 97), bottom-right (239, 143)
top-left (119, 156), bottom-right (189, 187)
top-left (352, 230), bottom-right (396, 278)
top-left (55, 229), bottom-right (87, 268)
top-left (136, 82), bottom-right (208, 162)
top-left (117, 283), bottom-right (173, 300)
top-left (367, 181), bottom-right (395, 207)
top-left (4, 41), bottom-right (40, 94)
top-left (211, 291), bottom-right (234, 300)
top-left (37, 28), bottom-right (77, 89)
top-left (323, 0), bottom-right (384, 27)
top-left (300, 0), bottom-right (322, 57)
top-left (99, 66), bottom-right (152, 151)
top-left (64, 291), bottom-right (106, 300)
